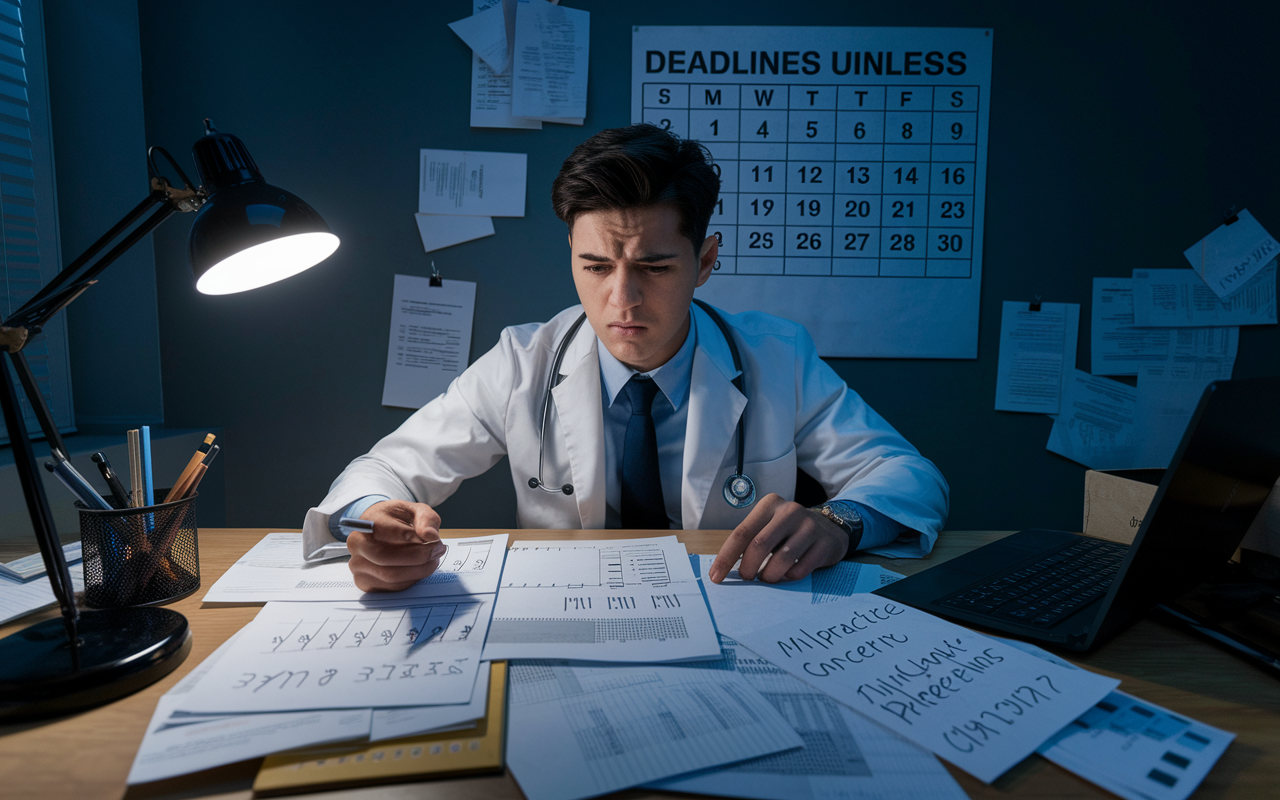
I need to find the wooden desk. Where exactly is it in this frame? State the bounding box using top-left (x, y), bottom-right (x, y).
top-left (1, 529), bottom-right (1277, 800)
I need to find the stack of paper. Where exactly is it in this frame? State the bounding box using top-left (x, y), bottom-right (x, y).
top-left (451, 0), bottom-right (589, 130)
top-left (414, 148), bottom-right (526, 253)
top-left (127, 533), bottom-right (510, 785)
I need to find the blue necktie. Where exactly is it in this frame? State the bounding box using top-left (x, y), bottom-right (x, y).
top-left (621, 376), bottom-right (667, 529)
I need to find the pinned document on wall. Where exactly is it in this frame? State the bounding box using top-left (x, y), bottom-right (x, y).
top-left (1133, 361), bottom-right (1234, 469)
top-left (1132, 264), bottom-right (1277, 327)
top-left (995, 300), bottom-right (1080, 414)
top-left (510, 0), bottom-right (589, 122)
top-left (1183, 209), bottom-right (1279, 299)
top-left (414, 213), bottom-right (494, 253)
top-left (382, 274), bottom-right (477, 410)
top-left (1046, 369), bottom-right (1138, 470)
top-left (418, 149), bottom-right (527, 217)
top-left (725, 594), bottom-right (1120, 783)
top-left (1091, 278), bottom-right (1240, 376)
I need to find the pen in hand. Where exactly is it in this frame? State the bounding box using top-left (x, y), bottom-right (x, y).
top-left (91, 452), bottom-right (130, 509)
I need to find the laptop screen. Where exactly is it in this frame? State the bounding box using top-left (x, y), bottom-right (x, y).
top-left (1097, 375), bottom-right (1280, 644)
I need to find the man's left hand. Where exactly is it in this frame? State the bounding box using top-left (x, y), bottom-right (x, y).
top-left (708, 493), bottom-right (850, 583)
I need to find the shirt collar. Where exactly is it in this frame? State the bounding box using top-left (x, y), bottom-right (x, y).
top-left (599, 310), bottom-right (697, 411)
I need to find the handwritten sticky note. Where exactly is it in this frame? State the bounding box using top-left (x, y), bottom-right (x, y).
top-left (1183, 209), bottom-right (1279, 300)
top-left (728, 594), bottom-right (1119, 783)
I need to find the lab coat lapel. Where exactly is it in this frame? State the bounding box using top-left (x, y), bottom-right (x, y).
top-left (551, 330), bottom-right (607, 529)
top-left (683, 306), bottom-right (746, 529)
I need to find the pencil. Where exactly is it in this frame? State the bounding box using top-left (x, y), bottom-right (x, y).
top-left (181, 445), bottom-right (220, 499)
top-left (127, 429), bottom-right (144, 508)
top-left (164, 433), bottom-right (216, 503)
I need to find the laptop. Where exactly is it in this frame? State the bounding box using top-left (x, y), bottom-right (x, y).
top-left (875, 375), bottom-right (1280, 652)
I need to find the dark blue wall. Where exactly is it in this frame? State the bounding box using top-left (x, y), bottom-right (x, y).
top-left (132, 1), bottom-right (1280, 532)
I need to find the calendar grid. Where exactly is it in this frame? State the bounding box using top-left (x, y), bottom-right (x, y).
top-left (642, 83), bottom-right (978, 279)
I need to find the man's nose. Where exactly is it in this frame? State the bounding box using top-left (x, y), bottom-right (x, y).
top-left (610, 269), bottom-right (642, 308)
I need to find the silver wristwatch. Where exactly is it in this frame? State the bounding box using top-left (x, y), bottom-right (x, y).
top-left (811, 500), bottom-right (864, 553)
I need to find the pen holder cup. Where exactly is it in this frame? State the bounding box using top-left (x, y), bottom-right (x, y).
top-left (77, 490), bottom-right (200, 608)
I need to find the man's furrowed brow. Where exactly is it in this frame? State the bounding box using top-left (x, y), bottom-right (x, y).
top-left (577, 251), bottom-right (612, 263)
top-left (635, 252), bottom-right (682, 263)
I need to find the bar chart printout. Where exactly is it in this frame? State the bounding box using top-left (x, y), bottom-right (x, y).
top-left (632, 26), bottom-right (993, 358)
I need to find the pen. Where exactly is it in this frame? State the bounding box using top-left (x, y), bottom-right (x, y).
top-left (140, 425), bottom-right (154, 507)
top-left (164, 433), bottom-right (215, 503)
top-left (338, 517), bottom-right (375, 535)
top-left (91, 452), bottom-right (130, 509)
top-left (43, 458), bottom-right (112, 510)
top-left (180, 444), bottom-right (220, 499)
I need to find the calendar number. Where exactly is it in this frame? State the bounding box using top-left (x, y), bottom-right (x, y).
top-left (902, 122), bottom-right (913, 139)
top-left (936, 233), bottom-right (964, 252)
top-left (950, 122), bottom-right (963, 140)
top-left (756, 121), bottom-right (770, 138)
top-left (940, 200), bottom-right (965, 219)
top-left (796, 199), bottom-right (822, 216)
top-left (889, 233), bottom-right (916, 251)
top-left (748, 231), bottom-right (774, 249)
top-left (751, 165), bottom-right (774, 183)
top-left (892, 167), bottom-right (918, 185)
top-left (796, 232), bottom-right (823, 251)
top-left (853, 121), bottom-right (866, 139)
top-left (750, 198), bottom-right (774, 216)
top-left (847, 166), bottom-right (870, 184)
top-left (845, 200), bottom-right (871, 218)
top-left (891, 200), bottom-right (915, 219)
top-left (657, 119), bottom-right (671, 130)
top-left (941, 167), bottom-right (965, 185)
top-left (806, 121), bottom-right (819, 138)
top-left (710, 119), bottom-right (719, 135)
top-left (844, 232), bottom-right (870, 251)
top-left (797, 165), bottom-right (823, 184)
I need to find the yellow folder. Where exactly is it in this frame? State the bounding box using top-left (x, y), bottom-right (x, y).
top-left (253, 661), bottom-right (506, 796)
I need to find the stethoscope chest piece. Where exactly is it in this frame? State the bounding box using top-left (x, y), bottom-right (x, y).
top-left (723, 473), bottom-right (756, 509)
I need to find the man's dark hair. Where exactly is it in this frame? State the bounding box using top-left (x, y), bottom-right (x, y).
top-left (552, 124), bottom-right (720, 253)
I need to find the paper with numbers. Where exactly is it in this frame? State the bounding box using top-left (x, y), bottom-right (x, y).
top-left (481, 536), bottom-right (721, 662)
top-left (1184, 209), bottom-right (1280, 299)
top-left (172, 597), bottom-right (492, 714)
top-left (633, 26), bottom-right (992, 358)
top-left (726, 594), bottom-right (1119, 783)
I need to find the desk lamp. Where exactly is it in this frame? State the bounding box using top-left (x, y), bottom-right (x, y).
top-left (0, 120), bottom-right (338, 719)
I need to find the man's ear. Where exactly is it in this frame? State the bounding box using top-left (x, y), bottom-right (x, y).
top-left (695, 234), bottom-right (719, 288)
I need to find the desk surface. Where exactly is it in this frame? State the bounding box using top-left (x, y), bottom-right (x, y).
top-left (1, 528), bottom-right (1277, 800)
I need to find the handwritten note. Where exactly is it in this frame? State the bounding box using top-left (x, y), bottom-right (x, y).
top-left (171, 598), bottom-right (492, 715)
top-left (1184, 209), bottom-right (1279, 299)
top-left (728, 594), bottom-right (1119, 783)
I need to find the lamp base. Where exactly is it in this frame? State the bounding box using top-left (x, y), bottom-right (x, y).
top-left (0, 606), bottom-right (191, 721)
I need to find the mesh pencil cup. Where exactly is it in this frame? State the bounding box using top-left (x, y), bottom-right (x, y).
top-left (77, 490), bottom-right (200, 608)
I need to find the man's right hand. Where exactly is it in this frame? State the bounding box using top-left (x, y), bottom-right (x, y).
top-left (346, 499), bottom-right (447, 592)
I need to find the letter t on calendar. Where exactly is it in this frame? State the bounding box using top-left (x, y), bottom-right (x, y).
top-left (730, 595), bottom-right (1119, 783)
top-left (418, 148), bottom-right (527, 217)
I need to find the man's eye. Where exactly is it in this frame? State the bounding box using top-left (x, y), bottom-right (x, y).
top-left (646, 265), bottom-right (672, 274)
top-left (584, 264), bottom-right (609, 273)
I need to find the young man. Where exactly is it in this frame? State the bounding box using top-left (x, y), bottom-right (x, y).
top-left (303, 125), bottom-right (948, 592)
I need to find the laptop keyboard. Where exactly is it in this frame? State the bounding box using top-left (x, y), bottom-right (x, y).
top-left (938, 537), bottom-right (1129, 626)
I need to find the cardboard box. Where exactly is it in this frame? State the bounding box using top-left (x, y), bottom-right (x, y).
top-left (1082, 469), bottom-right (1163, 545)
top-left (1084, 469), bottom-right (1280, 555)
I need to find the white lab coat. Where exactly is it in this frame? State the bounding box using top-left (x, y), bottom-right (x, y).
top-left (303, 303), bottom-right (948, 560)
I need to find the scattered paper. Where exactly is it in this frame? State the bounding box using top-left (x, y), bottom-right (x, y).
top-left (995, 301), bottom-right (1080, 414)
top-left (726, 594), bottom-right (1120, 783)
top-left (1092, 278), bottom-right (1176, 375)
top-left (370, 661), bottom-right (491, 742)
top-left (0, 540), bottom-right (81, 581)
top-left (1040, 691), bottom-right (1234, 800)
top-left (414, 213), bottom-right (494, 253)
top-left (482, 537), bottom-right (721, 662)
top-left (506, 656), bottom-right (803, 800)
top-left (1133, 264), bottom-right (1276, 327)
top-left (1046, 369), bottom-right (1138, 470)
top-left (465, 1), bottom-right (541, 129)
top-left (448, 2), bottom-right (510, 74)
top-left (1134, 362), bottom-right (1233, 469)
top-left (510, 0), bottom-right (589, 120)
top-left (172, 597), bottom-right (493, 714)
top-left (812, 562), bottom-right (906, 601)
top-left (647, 635), bottom-right (969, 800)
top-left (1091, 278), bottom-right (1238, 376)
top-left (0, 562), bottom-right (84, 625)
top-left (418, 148), bottom-right (527, 217)
top-left (203, 533), bottom-right (508, 603)
top-left (381, 275), bottom-right (478, 410)
top-left (1183, 209), bottom-right (1279, 299)
top-left (128, 633), bottom-right (373, 784)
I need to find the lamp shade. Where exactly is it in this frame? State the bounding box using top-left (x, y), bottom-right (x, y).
top-left (187, 122), bottom-right (339, 295)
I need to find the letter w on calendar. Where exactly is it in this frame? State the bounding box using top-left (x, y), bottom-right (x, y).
top-left (728, 594), bottom-right (1119, 783)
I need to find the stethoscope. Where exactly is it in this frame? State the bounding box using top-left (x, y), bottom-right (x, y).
top-left (528, 298), bottom-right (756, 510)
